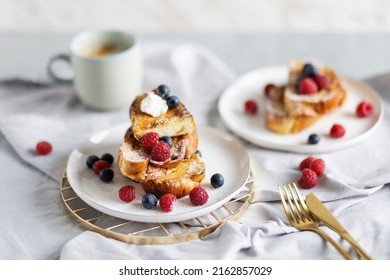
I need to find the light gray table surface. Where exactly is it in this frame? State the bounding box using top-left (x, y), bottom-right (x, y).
top-left (0, 32), bottom-right (389, 260)
top-left (1, 32), bottom-right (390, 80)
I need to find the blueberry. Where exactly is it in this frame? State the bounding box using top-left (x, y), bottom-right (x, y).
top-left (195, 149), bottom-right (202, 157)
top-left (156, 84), bottom-right (170, 99)
top-left (86, 155), bottom-right (99, 168)
top-left (308, 134), bottom-right (320, 145)
top-left (101, 153), bottom-right (114, 165)
top-left (302, 63), bottom-right (318, 77)
top-left (99, 168), bottom-right (114, 182)
top-left (166, 96), bottom-right (180, 109)
top-left (142, 193), bottom-right (158, 209)
top-left (210, 173), bottom-right (224, 188)
top-left (160, 136), bottom-right (173, 148)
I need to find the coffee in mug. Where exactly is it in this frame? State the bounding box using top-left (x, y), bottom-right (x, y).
top-left (48, 30), bottom-right (143, 111)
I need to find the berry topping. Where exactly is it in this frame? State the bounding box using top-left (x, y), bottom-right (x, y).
top-left (330, 124), bottom-right (346, 138)
top-left (299, 78), bottom-right (318, 94)
top-left (99, 168), bottom-right (114, 183)
top-left (314, 74), bottom-right (330, 90)
top-left (189, 187), bottom-right (209, 206)
top-left (101, 153), bottom-right (114, 165)
top-left (156, 84), bottom-right (171, 99)
top-left (264, 83), bottom-right (277, 97)
top-left (308, 134), bottom-right (320, 145)
top-left (299, 157), bottom-right (315, 171)
top-left (86, 155), bottom-right (99, 168)
top-left (151, 141), bottom-right (171, 162)
top-left (142, 193), bottom-right (158, 209)
top-left (140, 132), bottom-right (160, 153)
top-left (159, 193), bottom-right (177, 212)
top-left (36, 141), bottom-right (52, 155)
top-left (166, 95), bottom-right (180, 109)
top-left (302, 63), bottom-right (318, 77)
top-left (160, 136), bottom-right (173, 148)
top-left (244, 99), bottom-right (257, 115)
top-left (310, 158), bottom-right (325, 177)
top-left (210, 173), bottom-right (224, 188)
top-left (92, 160), bottom-right (110, 175)
top-left (195, 149), bottom-right (202, 157)
top-left (356, 101), bottom-right (374, 117)
top-left (119, 185), bottom-right (136, 203)
top-left (298, 168), bottom-right (318, 189)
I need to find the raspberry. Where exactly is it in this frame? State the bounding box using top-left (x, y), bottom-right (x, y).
top-left (314, 75), bottom-right (330, 90)
top-left (299, 156), bottom-right (315, 171)
top-left (310, 158), bottom-right (325, 177)
top-left (299, 78), bottom-right (318, 94)
top-left (298, 168), bottom-right (318, 189)
top-left (356, 101), bottom-right (373, 117)
top-left (189, 187), bottom-right (209, 206)
top-left (92, 160), bottom-right (110, 175)
top-left (244, 100), bottom-right (257, 115)
top-left (151, 141), bottom-right (171, 162)
top-left (36, 141), bottom-right (52, 155)
top-left (330, 124), bottom-right (346, 138)
top-left (159, 193), bottom-right (177, 212)
top-left (264, 83), bottom-right (277, 97)
top-left (119, 185), bottom-right (136, 202)
top-left (140, 132), bottom-right (160, 153)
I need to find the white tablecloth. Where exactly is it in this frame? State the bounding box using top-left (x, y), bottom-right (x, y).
top-left (1, 38), bottom-right (389, 260)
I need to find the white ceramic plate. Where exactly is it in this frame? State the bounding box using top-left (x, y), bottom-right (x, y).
top-left (218, 65), bottom-right (384, 153)
top-left (66, 124), bottom-right (250, 223)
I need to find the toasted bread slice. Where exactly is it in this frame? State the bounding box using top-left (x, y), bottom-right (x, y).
top-left (264, 84), bottom-right (321, 134)
top-left (140, 154), bottom-right (205, 198)
top-left (130, 93), bottom-right (196, 140)
top-left (283, 60), bottom-right (347, 116)
top-left (117, 128), bottom-right (199, 181)
top-left (265, 98), bottom-right (321, 134)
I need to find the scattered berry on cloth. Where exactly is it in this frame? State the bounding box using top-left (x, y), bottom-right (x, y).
top-left (36, 141), bottom-right (52, 155)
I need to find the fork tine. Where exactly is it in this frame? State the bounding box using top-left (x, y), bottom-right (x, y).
top-left (287, 183), bottom-right (307, 222)
top-left (291, 183), bottom-right (316, 221)
top-left (282, 184), bottom-right (301, 223)
top-left (277, 185), bottom-right (295, 224)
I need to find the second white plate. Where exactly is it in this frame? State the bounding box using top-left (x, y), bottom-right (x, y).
top-left (218, 65), bottom-right (384, 153)
top-left (66, 124), bottom-right (250, 223)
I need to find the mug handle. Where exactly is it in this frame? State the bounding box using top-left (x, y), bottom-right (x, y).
top-left (47, 54), bottom-right (73, 83)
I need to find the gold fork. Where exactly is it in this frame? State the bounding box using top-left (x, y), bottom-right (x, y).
top-left (278, 183), bottom-right (353, 260)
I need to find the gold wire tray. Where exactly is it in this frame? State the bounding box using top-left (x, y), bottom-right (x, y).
top-left (60, 171), bottom-right (254, 245)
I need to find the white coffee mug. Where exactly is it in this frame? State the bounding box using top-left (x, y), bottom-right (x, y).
top-left (48, 30), bottom-right (142, 110)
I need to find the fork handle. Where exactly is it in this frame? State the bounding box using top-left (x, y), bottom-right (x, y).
top-left (310, 228), bottom-right (353, 260)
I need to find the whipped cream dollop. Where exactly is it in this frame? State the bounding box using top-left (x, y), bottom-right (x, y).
top-left (140, 92), bottom-right (168, 117)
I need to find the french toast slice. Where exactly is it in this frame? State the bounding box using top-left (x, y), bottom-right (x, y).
top-left (283, 60), bottom-right (347, 116)
top-left (117, 128), bottom-right (199, 182)
top-left (265, 97), bottom-right (321, 134)
top-left (130, 93), bottom-right (196, 140)
top-left (139, 154), bottom-right (205, 198)
top-left (264, 60), bottom-right (348, 134)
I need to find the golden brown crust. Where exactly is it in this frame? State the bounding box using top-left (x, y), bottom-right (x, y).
top-left (118, 129), bottom-right (199, 181)
top-left (130, 93), bottom-right (196, 140)
top-left (265, 103), bottom-right (321, 134)
top-left (139, 154), bottom-right (205, 198)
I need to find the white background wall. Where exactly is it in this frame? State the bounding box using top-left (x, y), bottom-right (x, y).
top-left (1, 0), bottom-right (390, 33)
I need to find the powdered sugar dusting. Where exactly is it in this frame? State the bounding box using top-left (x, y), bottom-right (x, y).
top-left (120, 142), bottom-right (148, 162)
